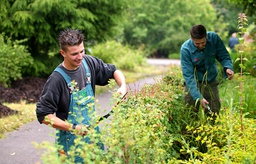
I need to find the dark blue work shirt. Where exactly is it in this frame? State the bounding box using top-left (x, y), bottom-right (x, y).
top-left (180, 32), bottom-right (233, 100)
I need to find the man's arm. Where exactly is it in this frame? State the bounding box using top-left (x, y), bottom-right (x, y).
top-left (113, 70), bottom-right (127, 96)
top-left (42, 114), bottom-right (89, 136)
top-left (180, 48), bottom-right (211, 108)
top-left (180, 49), bottom-right (202, 101)
top-left (214, 33), bottom-right (234, 78)
top-left (42, 114), bottom-right (71, 131)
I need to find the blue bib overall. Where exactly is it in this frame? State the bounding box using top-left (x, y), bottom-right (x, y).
top-left (54, 59), bottom-right (103, 163)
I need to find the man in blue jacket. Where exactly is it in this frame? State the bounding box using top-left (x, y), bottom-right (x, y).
top-left (180, 24), bottom-right (234, 115)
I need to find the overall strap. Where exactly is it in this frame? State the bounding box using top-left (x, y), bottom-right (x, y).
top-left (82, 58), bottom-right (89, 73)
top-left (54, 67), bottom-right (71, 84)
top-left (82, 58), bottom-right (91, 82)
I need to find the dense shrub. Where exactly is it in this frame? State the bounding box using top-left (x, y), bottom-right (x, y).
top-left (89, 41), bottom-right (147, 71)
top-left (22, 55), bottom-right (63, 78)
top-left (0, 34), bottom-right (33, 87)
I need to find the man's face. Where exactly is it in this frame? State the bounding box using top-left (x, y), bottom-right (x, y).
top-left (60, 42), bottom-right (85, 70)
top-left (192, 37), bottom-right (206, 50)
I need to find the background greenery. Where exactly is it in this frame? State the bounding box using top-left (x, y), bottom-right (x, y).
top-left (0, 0), bottom-right (255, 84)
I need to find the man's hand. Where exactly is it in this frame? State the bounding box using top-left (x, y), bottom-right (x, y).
top-left (74, 125), bottom-right (89, 136)
top-left (201, 98), bottom-right (209, 109)
top-left (113, 70), bottom-right (127, 96)
top-left (116, 85), bottom-right (128, 97)
top-left (226, 69), bottom-right (234, 80)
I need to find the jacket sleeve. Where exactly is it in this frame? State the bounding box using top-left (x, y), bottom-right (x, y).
top-left (214, 33), bottom-right (234, 78)
top-left (180, 48), bottom-right (203, 101)
top-left (36, 73), bottom-right (66, 123)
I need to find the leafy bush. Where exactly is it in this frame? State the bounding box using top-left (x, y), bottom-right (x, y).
top-left (0, 34), bottom-right (33, 87)
top-left (89, 41), bottom-right (146, 71)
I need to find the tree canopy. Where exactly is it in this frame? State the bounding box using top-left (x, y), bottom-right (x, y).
top-left (1, 0), bottom-right (128, 54)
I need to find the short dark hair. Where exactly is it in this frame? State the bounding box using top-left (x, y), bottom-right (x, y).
top-left (190, 24), bottom-right (207, 39)
top-left (58, 28), bottom-right (84, 51)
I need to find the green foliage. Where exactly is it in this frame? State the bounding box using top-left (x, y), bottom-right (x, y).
top-left (90, 41), bottom-right (147, 71)
top-left (122, 0), bottom-right (222, 56)
top-left (178, 104), bottom-right (256, 163)
top-left (0, 34), bottom-right (33, 87)
top-left (230, 19), bottom-right (256, 77)
top-left (231, 50), bottom-right (256, 77)
top-left (103, 96), bottom-right (169, 163)
top-left (232, 13), bottom-right (256, 135)
top-left (211, 0), bottom-right (244, 34)
top-left (168, 53), bottom-right (180, 59)
top-left (0, 0), bottom-right (129, 77)
top-left (35, 65), bottom-right (256, 163)
top-left (219, 76), bottom-right (256, 119)
top-left (23, 55), bottom-right (63, 77)
top-left (228, 0), bottom-right (256, 17)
